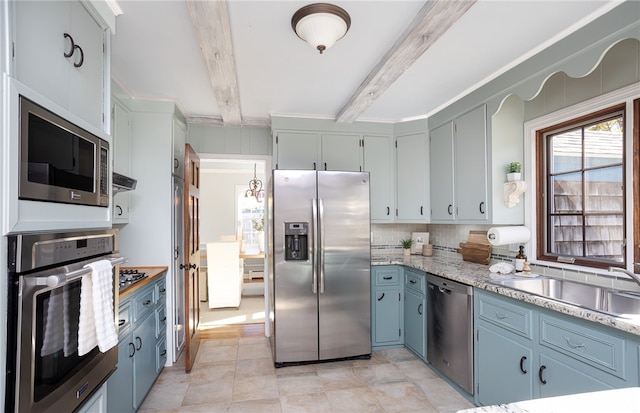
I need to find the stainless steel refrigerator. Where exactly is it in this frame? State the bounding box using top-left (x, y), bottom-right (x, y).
top-left (269, 170), bottom-right (371, 365)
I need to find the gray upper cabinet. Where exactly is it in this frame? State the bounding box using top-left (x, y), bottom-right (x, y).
top-left (396, 132), bottom-right (429, 222)
top-left (455, 105), bottom-right (488, 221)
top-left (429, 105), bottom-right (487, 223)
top-left (429, 122), bottom-right (455, 221)
top-left (364, 135), bottom-right (394, 222)
top-left (13, 1), bottom-right (106, 129)
top-left (321, 134), bottom-right (362, 172)
top-left (275, 131), bottom-right (319, 170)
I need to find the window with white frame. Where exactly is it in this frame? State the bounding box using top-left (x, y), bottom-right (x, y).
top-left (235, 185), bottom-right (264, 251)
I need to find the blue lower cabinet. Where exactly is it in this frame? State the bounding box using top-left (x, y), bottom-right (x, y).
top-left (475, 289), bottom-right (638, 406)
top-left (404, 268), bottom-right (426, 359)
top-left (371, 266), bottom-right (403, 348)
top-left (404, 287), bottom-right (426, 359)
top-left (107, 274), bottom-right (167, 412)
top-left (77, 382), bottom-right (108, 413)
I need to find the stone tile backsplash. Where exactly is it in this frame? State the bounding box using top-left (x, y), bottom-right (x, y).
top-left (372, 223), bottom-right (638, 291)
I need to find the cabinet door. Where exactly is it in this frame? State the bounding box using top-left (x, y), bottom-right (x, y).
top-left (476, 324), bottom-right (533, 406)
top-left (429, 122), bottom-right (455, 221)
top-left (275, 132), bottom-right (319, 170)
top-left (364, 136), bottom-right (394, 222)
top-left (67, 1), bottom-right (104, 127)
top-left (14, 1), bottom-right (69, 106)
top-left (321, 134), bottom-right (362, 171)
top-left (106, 335), bottom-right (135, 413)
top-left (112, 100), bottom-right (130, 223)
top-left (133, 312), bottom-right (158, 409)
top-left (14, 1), bottom-right (104, 128)
top-left (455, 105), bottom-right (488, 221)
top-left (404, 288), bottom-right (425, 359)
top-left (537, 353), bottom-right (612, 399)
top-left (372, 287), bottom-right (402, 346)
top-left (396, 133), bottom-right (429, 222)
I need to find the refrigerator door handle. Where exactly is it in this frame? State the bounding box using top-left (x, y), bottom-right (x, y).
top-left (312, 198), bottom-right (318, 294)
top-left (318, 198), bottom-right (325, 294)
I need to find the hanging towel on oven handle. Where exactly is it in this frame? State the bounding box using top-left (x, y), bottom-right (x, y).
top-left (78, 259), bottom-right (118, 356)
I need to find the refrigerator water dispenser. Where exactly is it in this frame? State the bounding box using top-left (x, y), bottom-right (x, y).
top-left (284, 222), bottom-right (308, 261)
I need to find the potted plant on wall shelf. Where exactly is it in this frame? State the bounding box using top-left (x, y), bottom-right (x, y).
top-left (401, 239), bottom-right (414, 257)
top-left (506, 162), bottom-right (522, 182)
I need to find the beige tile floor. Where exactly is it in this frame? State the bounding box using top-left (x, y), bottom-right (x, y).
top-left (139, 333), bottom-right (474, 413)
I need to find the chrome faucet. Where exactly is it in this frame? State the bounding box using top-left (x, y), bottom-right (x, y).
top-left (608, 266), bottom-right (640, 288)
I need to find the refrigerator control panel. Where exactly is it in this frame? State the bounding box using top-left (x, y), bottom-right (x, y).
top-left (284, 222), bottom-right (308, 261)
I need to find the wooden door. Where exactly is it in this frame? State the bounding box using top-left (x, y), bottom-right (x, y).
top-left (184, 144), bottom-right (201, 372)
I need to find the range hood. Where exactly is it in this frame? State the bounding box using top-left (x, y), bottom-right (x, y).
top-left (113, 172), bottom-right (137, 195)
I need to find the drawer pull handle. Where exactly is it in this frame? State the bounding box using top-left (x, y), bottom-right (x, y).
top-left (128, 342), bottom-right (135, 358)
top-left (564, 337), bottom-right (587, 349)
top-left (143, 300), bottom-right (152, 306)
top-left (418, 303), bottom-right (423, 315)
top-left (410, 280), bottom-right (417, 284)
top-left (383, 276), bottom-right (392, 280)
top-left (161, 350), bottom-right (167, 357)
top-left (119, 319), bottom-right (126, 326)
top-left (377, 293), bottom-right (385, 301)
top-left (161, 316), bottom-right (167, 322)
top-left (519, 356), bottom-right (527, 374)
top-left (447, 204), bottom-right (453, 215)
top-left (160, 288), bottom-right (166, 293)
top-left (136, 336), bottom-right (143, 351)
top-left (479, 201), bottom-right (485, 214)
top-left (538, 365), bottom-right (547, 384)
top-left (386, 207), bottom-right (390, 216)
top-left (495, 311), bottom-right (508, 319)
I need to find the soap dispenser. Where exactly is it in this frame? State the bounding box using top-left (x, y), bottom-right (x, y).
top-left (514, 245), bottom-right (526, 273)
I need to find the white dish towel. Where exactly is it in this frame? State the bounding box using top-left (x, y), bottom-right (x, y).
top-left (77, 259), bottom-right (118, 356)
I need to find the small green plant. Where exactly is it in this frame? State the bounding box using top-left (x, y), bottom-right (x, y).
top-left (506, 161), bottom-right (522, 173)
top-left (400, 238), bottom-right (414, 249)
top-left (252, 216), bottom-right (264, 232)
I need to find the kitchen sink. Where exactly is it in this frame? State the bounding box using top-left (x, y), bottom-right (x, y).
top-left (492, 277), bottom-right (640, 319)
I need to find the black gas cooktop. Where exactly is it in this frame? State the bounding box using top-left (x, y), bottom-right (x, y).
top-left (119, 268), bottom-right (148, 291)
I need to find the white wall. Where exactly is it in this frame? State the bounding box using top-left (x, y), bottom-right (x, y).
top-left (200, 169), bottom-right (265, 243)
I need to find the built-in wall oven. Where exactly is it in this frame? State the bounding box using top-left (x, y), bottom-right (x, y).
top-left (5, 230), bottom-right (123, 413)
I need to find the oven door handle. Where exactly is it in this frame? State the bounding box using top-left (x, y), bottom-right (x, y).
top-left (38, 257), bottom-right (128, 287)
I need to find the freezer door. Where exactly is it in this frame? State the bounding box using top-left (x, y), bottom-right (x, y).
top-left (272, 170), bottom-right (319, 363)
top-left (317, 171), bottom-right (371, 360)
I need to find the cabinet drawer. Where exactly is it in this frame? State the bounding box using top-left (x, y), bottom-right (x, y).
top-left (134, 287), bottom-right (155, 321)
top-left (539, 313), bottom-right (626, 378)
top-left (477, 292), bottom-right (533, 339)
top-left (156, 338), bottom-right (167, 374)
top-left (405, 270), bottom-right (425, 294)
top-left (155, 277), bottom-right (166, 304)
top-left (155, 305), bottom-right (167, 338)
top-left (118, 299), bottom-right (132, 335)
top-left (375, 268), bottom-right (400, 286)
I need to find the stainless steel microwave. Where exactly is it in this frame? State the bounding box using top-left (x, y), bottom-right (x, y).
top-left (19, 96), bottom-right (109, 207)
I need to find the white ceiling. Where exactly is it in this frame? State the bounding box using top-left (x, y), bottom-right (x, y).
top-left (110, 0), bottom-right (620, 126)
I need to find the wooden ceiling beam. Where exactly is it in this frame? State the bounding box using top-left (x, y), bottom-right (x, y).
top-left (336, 0), bottom-right (476, 123)
top-left (186, 0), bottom-right (242, 126)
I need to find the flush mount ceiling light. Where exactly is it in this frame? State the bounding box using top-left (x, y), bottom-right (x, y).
top-left (291, 3), bottom-right (351, 54)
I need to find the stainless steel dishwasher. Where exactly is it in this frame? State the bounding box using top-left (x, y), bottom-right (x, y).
top-left (426, 273), bottom-right (474, 395)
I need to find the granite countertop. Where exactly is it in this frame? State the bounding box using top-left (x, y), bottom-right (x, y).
top-left (456, 387), bottom-right (640, 413)
top-left (119, 266), bottom-right (168, 298)
top-left (371, 252), bottom-right (640, 336)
